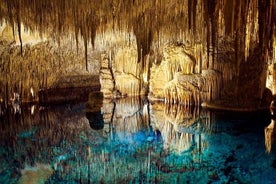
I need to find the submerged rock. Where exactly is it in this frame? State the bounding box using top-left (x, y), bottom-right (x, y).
top-left (19, 164), bottom-right (53, 184)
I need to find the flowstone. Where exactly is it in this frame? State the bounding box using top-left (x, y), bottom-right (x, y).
top-left (100, 45), bottom-right (142, 98)
top-left (149, 43), bottom-right (221, 105)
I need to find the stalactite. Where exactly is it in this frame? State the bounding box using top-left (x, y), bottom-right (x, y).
top-left (17, 16), bottom-right (23, 55)
top-left (16, 7), bottom-right (23, 55)
top-left (73, 8), bottom-right (79, 53)
top-left (234, 1), bottom-right (242, 79)
top-left (210, 1), bottom-right (219, 69)
top-left (203, 0), bottom-right (210, 68)
top-left (6, 0), bottom-right (15, 39)
top-left (236, 1), bottom-right (252, 101)
top-left (84, 32), bottom-right (88, 71)
top-left (224, 0), bottom-right (235, 36)
top-left (188, 0), bottom-right (197, 34)
top-left (133, 13), bottom-right (154, 70)
top-left (258, 0), bottom-right (274, 58)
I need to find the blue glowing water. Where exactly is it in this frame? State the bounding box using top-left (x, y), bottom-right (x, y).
top-left (0, 98), bottom-right (275, 183)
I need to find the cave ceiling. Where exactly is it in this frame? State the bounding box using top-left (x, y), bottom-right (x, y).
top-left (0, 0), bottom-right (274, 66)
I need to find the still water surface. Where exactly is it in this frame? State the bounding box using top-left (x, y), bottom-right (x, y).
top-left (0, 98), bottom-right (276, 183)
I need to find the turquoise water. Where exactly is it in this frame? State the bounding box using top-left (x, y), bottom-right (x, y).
top-left (0, 98), bottom-right (276, 183)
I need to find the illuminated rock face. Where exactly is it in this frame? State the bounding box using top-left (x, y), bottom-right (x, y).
top-left (149, 43), bottom-right (221, 106)
top-left (113, 46), bottom-right (141, 97)
top-left (162, 43), bottom-right (196, 78)
top-left (100, 42), bottom-right (221, 106)
top-left (100, 54), bottom-right (115, 99)
top-left (0, 24), bottom-right (100, 102)
top-left (100, 45), bottom-right (141, 98)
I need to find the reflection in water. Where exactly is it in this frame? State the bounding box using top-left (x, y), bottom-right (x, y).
top-left (11, 92), bottom-right (21, 115)
top-left (0, 98), bottom-right (275, 183)
top-left (30, 105), bottom-right (35, 115)
top-left (0, 102), bottom-right (92, 183)
top-left (86, 92), bottom-right (105, 130)
top-left (19, 163), bottom-right (54, 184)
top-left (112, 98), bottom-right (149, 135)
top-left (265, 119), bottom-right (276, 153)
top-left (150, 103), bottom-right (212, 154)
top-left (86, 112), bottom-right (104, 130)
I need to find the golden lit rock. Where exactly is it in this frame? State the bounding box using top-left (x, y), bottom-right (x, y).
top-left (149, 43), bottom-right (221, 105)
top-left (0, 0), bottom-right (275, 109)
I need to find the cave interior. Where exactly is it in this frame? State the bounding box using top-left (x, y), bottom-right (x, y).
top-left (0, 0), bottom-right (275, 110)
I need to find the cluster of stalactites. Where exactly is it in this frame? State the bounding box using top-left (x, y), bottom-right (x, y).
top-left (0, 0), bottom-right (100, 71)
top-left (0, 0), bottom-right (274, 70)
top-left (163, 70), bottom-right (221, 106)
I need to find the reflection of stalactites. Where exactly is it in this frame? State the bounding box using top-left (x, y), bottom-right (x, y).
top-left (142, 103), bottom-right (150, 126)
top-left (113, 97), bottom-right (147, 134)
top-left (150, 102), bottom-right (213, 154)
top-left (86, 92), bottom-right (104, 130)
top-left (86, 112), bottom-right (104, 130)
top-left (30, 105), bottom-right (35, 115)
top-left (265, 119), bottom-right (275, 153)
top-left (162, 103), bottom-right (214, 134)
top-left (164, 104), bottom-right (195, 126)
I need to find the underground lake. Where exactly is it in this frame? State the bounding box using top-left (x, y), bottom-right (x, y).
top-left (0, 97), bottom-right (276, 183)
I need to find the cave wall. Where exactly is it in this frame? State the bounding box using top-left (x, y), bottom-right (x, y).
top-left (0, 23), bottom-right (100, 102)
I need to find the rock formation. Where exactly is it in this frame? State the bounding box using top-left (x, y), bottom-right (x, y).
top-left (0, 23), bottom-right (100, 102)
top-left (149, 42), bottom-right (222, 106)
top-left (100, 53), bottom-right (115, 99)
top-left (0, 0), bottom-right (275, 109)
